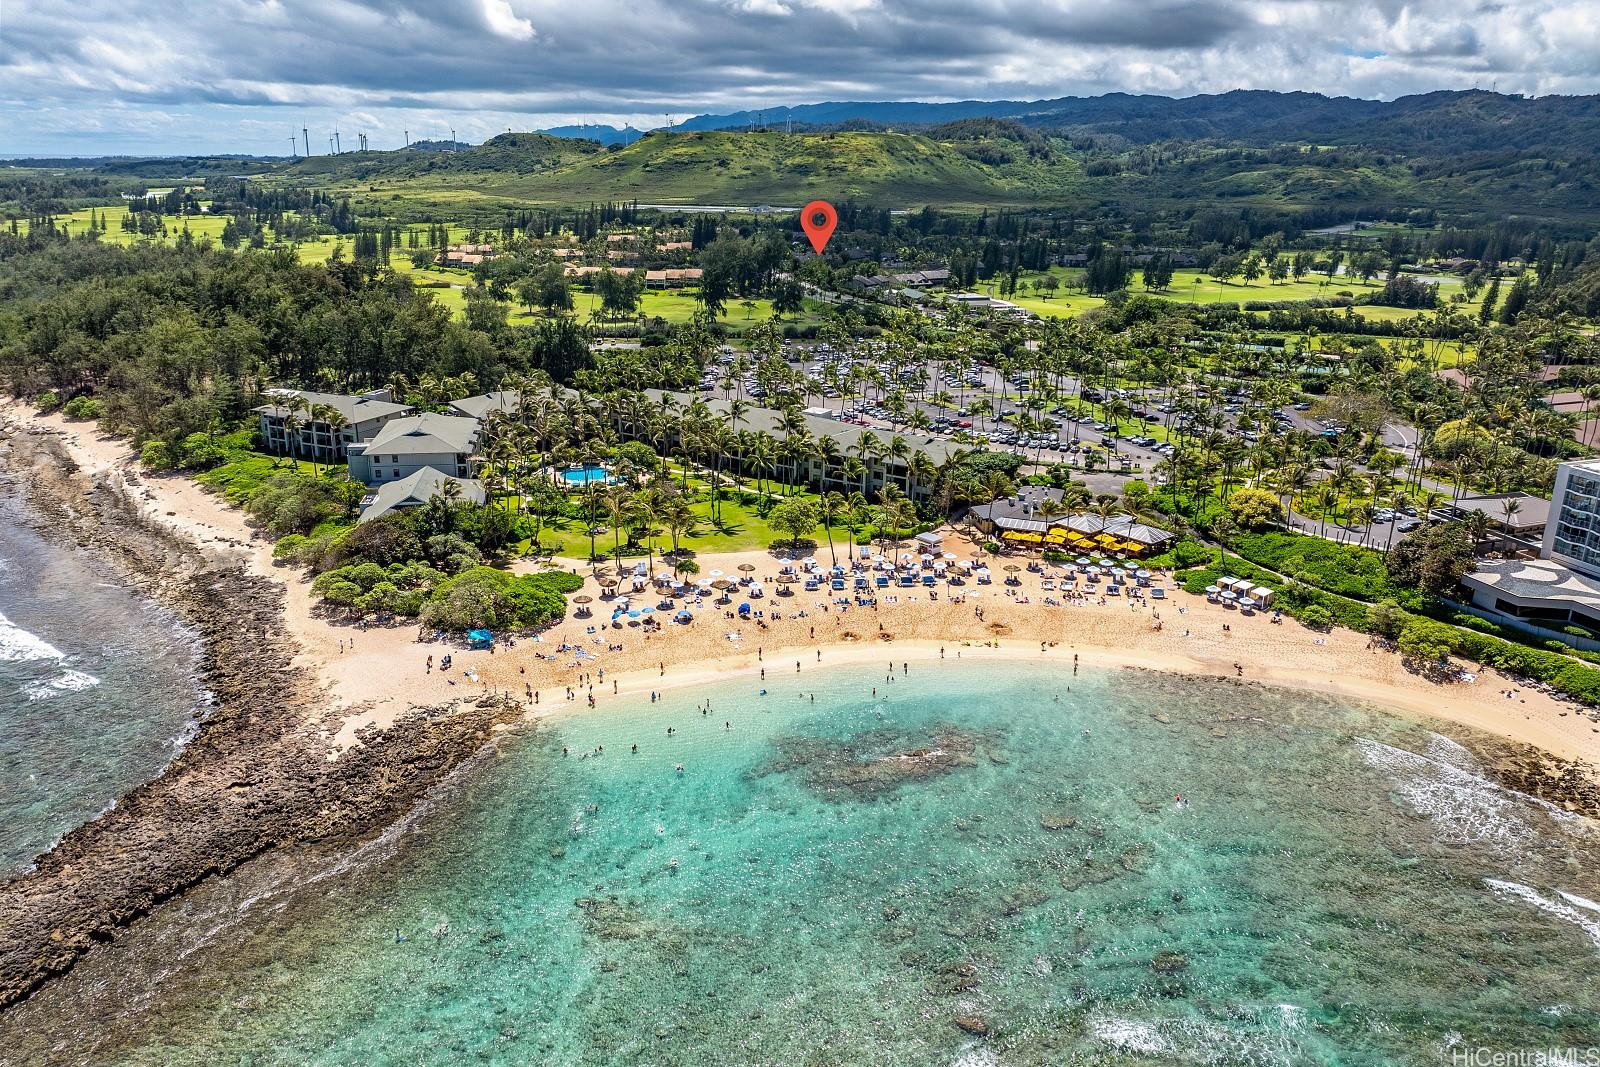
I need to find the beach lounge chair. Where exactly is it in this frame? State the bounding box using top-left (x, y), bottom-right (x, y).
top-left (830, 578), bottom-right (846, 591)
top-left (1151, 587), bottom-right (1166, 600)
top-left (875, 575), bottom-right (889, 588)
top-left (804, 578), bottom-right (820, 591)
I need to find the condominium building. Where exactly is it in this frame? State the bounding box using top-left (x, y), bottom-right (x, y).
top-left (255, 388), bottom-right (412, 463)
top-left (1543, 460), bottom-right (1600, 578)
top-left (346, 413), bottom-right (483, 486)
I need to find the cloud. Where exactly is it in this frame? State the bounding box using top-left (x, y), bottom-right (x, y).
top-left (0, 0), bottom-right (1594, 155)
top-left (481, 0), bottom-right (536, 40)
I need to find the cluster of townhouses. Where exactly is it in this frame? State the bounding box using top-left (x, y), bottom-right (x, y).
top-left (256, 383), bottom-right (962, 524)
top-left (254, 388), bottom-right (492, 522)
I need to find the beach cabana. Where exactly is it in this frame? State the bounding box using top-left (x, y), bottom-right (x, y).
top-left (1249, 585), bottom-right (1275, 607)
top-left (466, 629), bottom-right (494, 649)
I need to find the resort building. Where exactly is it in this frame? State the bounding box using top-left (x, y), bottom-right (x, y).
top-left (1459, 460), bottom-right (1600, 648)
top-left (616, 390), bottom-right (962, 501)
top-left (644, 268), bottom-right (703, 288)
top-left (358, 468), bottom-right (486, 523)
top-left (448, 391), bottom-right (521, 421)
top-left (255, 388), bottom-right (412, 464)
top-left (1542, 460), bottom-right (1600, 575)
top-left (1439, 492), bottom-right (1550, 549)
top-left (346, 413), bottom-right (483, 487)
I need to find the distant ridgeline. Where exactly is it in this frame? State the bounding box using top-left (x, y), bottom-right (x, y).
top-left (4, 90), bottom-right (1600, 223)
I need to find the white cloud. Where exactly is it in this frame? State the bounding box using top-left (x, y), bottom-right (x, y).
top-left (481, 0), bottom-right (536, 41)
top-left (1, 0), bottom-right (1597, 155)
top-left (732, 0), bottom-right (794, 14)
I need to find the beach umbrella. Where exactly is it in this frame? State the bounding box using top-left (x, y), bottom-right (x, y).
top-left (709, 569), bottom-right (724, 578)
top-left (1076, 556), bottom-right (1091, 565)
top-left (598, 577), bottom-right (619, 589)
top-left (1004, 564), bottom-right (1021, 572)
top-left (942, 552), bottom-right (957, 560)
top-left (1136, 569), bottom-right (1152, 579)
top-left (573, 594), bottom-right (593, 604)
top-left (627, 610), bottom-right (641, 618)
top-left (1205, 585), bottom-right (1220, 594)
top-left (776, 574), bottom-right (797, 584)
top-left (641, 606), bottom-right (655, 614)
top-left (712, 579), bottom-right (735, 590)
top-left (738, 563), bottom-right (756, 573)
top-left (1221, 590), bottom-right (1238, 601)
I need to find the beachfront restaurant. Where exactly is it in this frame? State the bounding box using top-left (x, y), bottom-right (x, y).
top-left (990, 513), bottom-right (1174, 557)
top-left (972, 487), bottom-right (1171, 555)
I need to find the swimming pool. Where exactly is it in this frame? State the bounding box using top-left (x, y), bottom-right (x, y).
top-left (559, 464), bottom-right (610, 485)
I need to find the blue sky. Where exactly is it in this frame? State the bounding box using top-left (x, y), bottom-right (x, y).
top-left (1, 0), bottom-right (1595, 156)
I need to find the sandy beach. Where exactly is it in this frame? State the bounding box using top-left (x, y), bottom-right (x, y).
top-left (7, 398), bottom-right (1599, 768)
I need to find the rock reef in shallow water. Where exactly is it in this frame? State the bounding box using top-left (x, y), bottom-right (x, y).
top-left (753, 724), bottom-right (987, 800)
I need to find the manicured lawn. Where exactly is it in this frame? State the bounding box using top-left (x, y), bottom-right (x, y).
top-left (962, 266), bottom-right (1472, 326)
top-left (533, 490), bottom-right (857, 560)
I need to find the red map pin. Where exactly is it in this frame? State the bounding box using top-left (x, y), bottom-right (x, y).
top-left (800, 200), bottom-right (837, 254)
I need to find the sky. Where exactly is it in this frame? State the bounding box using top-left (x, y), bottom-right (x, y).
top-left (1, 0), bottom-right (1597, 156)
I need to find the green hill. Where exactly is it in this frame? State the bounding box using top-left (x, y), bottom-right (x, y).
top-left (282, 129), bottom-right (1082, 210)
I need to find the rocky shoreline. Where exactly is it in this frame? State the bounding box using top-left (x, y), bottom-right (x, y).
top-left (0, 427), bottom-right (527, 1011)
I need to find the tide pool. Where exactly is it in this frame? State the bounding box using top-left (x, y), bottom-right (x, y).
top-left (6, 660), bottom-right (1600, 1065)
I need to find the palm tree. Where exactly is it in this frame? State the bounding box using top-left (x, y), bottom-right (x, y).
top-left (818, 491), bottom-right (846, 566)
top-left (605, 485), bottom-right (633, 569)
top-left (661, 495), bottom-right (697, 557)
top-left (580, 483), bottom-right (605, 562)
top-left (281, 411), bottom-right (304, 472)
top-left (875, 486), bottom-right (916, 558)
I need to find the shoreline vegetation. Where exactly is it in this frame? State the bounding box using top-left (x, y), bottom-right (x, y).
top-left (2, 402), bottom-right (1600, 1012)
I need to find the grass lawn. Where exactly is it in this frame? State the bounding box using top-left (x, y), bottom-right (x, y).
top-left (959, 266), bottom-right (1473, 328)
top-left (533, 490), bottom-right (858, 560)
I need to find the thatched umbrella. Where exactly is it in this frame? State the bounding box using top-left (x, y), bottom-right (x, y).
top-left (1004, 564), bottom-right (1022, 573)
top-left (573, 594), bottom-right (593, 604)
top-left (711, 579), bottom-right (735, 591)
top-left (738, 563), bottom-right (756, 573)
top-left (775, 574), bottom-right (797, 584)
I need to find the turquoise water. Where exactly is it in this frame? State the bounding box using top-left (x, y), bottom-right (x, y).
top-left (6, 661), bottom-right (1600, 1065)
top-left (0, 477), bottom-right (204, 874)
top-left (561, 464), bottom-right (610, 485)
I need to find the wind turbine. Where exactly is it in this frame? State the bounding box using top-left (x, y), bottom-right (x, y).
top-left (334, 130), bottom-right (341, 154)
top-left (290, 136), bottom-right (298, 159)
top-left (303, 126), bottom-right (310, 156)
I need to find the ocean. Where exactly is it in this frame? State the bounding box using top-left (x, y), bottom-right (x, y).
top-left (0, 480), bottom-right (206, 875)
top-left (4, 658), bottom-right (1598, 1065)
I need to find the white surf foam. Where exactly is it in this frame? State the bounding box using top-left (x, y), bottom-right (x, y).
top-left (1356, 737), bottom-right (1539, 846)
top-left (0, 611), bottom-right (67, 663)
top-left (1486, 879), bottom-right (1600, 952)
top-left (23, 668), bottom-right (101, 700)
top-left (1090, 1015), bottom-right (1172, 1055)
